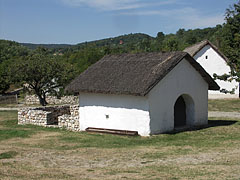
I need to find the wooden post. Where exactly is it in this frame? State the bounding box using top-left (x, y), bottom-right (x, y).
top-left (16, 94), bottom-right (18, 104)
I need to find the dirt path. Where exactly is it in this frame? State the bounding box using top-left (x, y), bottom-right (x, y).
top-left (0, 107), bottom-right (20, 111)
top-left (208, 111), bottom-right (240, 118)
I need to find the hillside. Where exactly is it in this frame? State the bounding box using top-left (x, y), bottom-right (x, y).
top-left (20, 33), bottom-right (153, 50)
top-left (0, 26), bottom-right (223, 88)
top-left (0, 40), bottom-right (29, 63)
top-left (76, 33), bottom-right (153, 47)
top-left (20, 43), bottom-right (73, 50)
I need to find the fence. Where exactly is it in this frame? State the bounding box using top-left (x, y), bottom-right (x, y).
top-left (0, 95), bottom-right (18, 104)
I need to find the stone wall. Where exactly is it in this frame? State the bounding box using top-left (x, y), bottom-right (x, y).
top-left (18, 106), bottom-right (71, 126)
top-left (18, 105), bottom-right (80, 132)
top-left (25, 95), bottom-right (78, 105)
top-left (58, 105), bottom-right (80, 131)
top-left (18, 108), bottom-right (50, 126)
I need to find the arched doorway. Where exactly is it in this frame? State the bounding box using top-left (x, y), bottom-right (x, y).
top-left (174, 96), bottom-right (186, 127)
top-left (174, 94), bottom-right (195, 128)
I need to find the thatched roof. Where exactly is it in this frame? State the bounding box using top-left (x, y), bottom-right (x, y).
top-left (184, 40), bottom-right (229, 62)
top-left (65, 52), bottom-right (219, 96)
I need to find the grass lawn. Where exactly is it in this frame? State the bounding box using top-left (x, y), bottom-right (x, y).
top-left (0, 110), bottom-right (240, 179)
top-left (208, 99), bottom-right (240, 112)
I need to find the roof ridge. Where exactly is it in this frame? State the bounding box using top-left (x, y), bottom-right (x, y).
top-left (151, 54), bottom-right (178, 74)
top-left (65, 51), bottom-right (219, 96)
top-left (184, 39), bottom-right (229, 63)
top-left (184, 39), bottom-right (208, 50)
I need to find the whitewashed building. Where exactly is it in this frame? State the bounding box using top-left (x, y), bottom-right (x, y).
top-left (184, 40), bottom-right (239, 98)
top-left (66, 52), bottom-right (219, 136)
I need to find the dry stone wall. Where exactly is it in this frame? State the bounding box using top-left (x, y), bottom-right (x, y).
top-left (18, 105), bottom-right (80, 131)
top-left (25, 95), bottom-right (78, 105)
top-left (58, 105), bottom-right (80, 131)
top-left (18, 108), bottom-right (50, 126)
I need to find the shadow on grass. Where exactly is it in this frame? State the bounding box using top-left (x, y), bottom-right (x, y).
top-left (168, 119), bottom-right (238, 134)
top-left (208, 119), bottom-right (238, 127)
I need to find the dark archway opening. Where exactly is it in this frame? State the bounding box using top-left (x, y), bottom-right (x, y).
top-left (174, 96), bottom-right (186, 127)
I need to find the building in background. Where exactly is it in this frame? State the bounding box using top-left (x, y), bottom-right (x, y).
top-left (184, 40), bottom-right (239, 98)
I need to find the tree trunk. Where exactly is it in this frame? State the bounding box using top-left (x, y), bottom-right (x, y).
top-left (35, 91), bottom-right (48, 106)
top-left (38, 96), bottom-right (48, 106)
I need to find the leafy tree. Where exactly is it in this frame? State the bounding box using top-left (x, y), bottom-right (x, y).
top-left (176, 28), bottom-right (185, 38)
top-left (11, 48), bottom-right (75, 106)
top-left (0, 40), bottom-right (29, 63)
top-left (0, 62), bottom-right (11, 94)
top-left (162, 36), bottom-right (179, 51)
top-left (156, 32), bottom-right (165, 42)
top-left (0, 40), bottom-right (29, 94)
top-left (220, 1), bottom-right (240, 83)
top-left (185, 30), bottom-right (197, 45)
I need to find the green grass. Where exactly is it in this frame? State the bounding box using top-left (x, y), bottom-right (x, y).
top-left (0, 111), bottom-right (59, 142)
top-left (0, 110), bottom-right (239, 150)
top-left (56, 119), bottom-right (240, 150)
top-left (0, 129), bottom-right (33, 141)
top-left (208, 99), bottom-right (240, 112)
top-left (0, 110), bottom-right (34, 141)
top-left (0, 151), bottom-right (18, 159)
top-left (0, 107), bottom-right (240, 179)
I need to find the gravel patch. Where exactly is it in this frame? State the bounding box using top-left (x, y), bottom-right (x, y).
top-left (208, 111), bottom-right (240, 118)
top-left (0, 107), bottom-right (19, 111)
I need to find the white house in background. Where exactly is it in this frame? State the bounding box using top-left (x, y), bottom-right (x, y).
top-left (184, 40), bottom-right (239, 98)
top-left (65, 52), bottom-right (219, 136)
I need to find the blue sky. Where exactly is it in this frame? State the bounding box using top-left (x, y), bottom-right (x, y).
top-left (0, 0), bottom-right (237, 44)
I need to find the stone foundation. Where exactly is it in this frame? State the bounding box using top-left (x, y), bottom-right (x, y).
top-left (25, 95), bottom-right (78, 105)
top-left (18, 105), bottom-right (80, 132)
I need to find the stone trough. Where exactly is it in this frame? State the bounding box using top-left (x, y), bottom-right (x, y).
top-left (18, 105), bottom-right (80, 131)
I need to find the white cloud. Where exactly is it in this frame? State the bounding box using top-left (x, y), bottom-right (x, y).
top-left (118, 7), bottom-right (224, 28)
top-left (180, 14), bottom-right (224, 29)
top-left (118, 7), bottom-right (195, 16)
top-left (61, 0), bottom-right (224, 29)
top-left (174, 8), bottom-right (224, 29)
top-left (61, 0), bottom-right (176, 11)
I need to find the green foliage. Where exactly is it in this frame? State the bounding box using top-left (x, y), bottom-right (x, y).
top-left (219, 1), bottom-right (240, 82)
top-left (20, 43), bottom-right (73, 50)
top-left (162, 35), bottom-right (179, 51)
top-left (213, 73), bottom-right (231, 81)
top-left (64, 46), bottom-right (105, 74)
top-left (0, 40), bottom-right (29, 63)
top-left (10, 47), bottom-right (75, 105)
top-left (0, 62), bottom-right (11, 94)
top-left (0, 1), bottom-right (239, 97)
top-left (76, 33), bottom-right (154, 49)
top-left (0, 40), bottom-right (29, 94)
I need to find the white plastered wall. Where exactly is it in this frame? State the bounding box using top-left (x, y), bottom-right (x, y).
top-left (194, 45), bottom-right (239, 95)
top-left (147, 59), bottom-right (209, 134)
top-left (79, 93), bottom-right (151, 136)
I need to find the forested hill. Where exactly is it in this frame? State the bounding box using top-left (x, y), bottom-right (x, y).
top-left (0, 25), bottom-right (224, 75)
top-left (76, 33), bottom-right (154, 47)
top-left (1, 0), bottom-right (239, 97)
top-left (20, 43), bottom-right (73, 50)
top-left (17, 26), bottom-right (222, 54)
top-left (0, 25), bottom-right (225, 59)
top-left (20, 33), bottom-right (153, 50)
